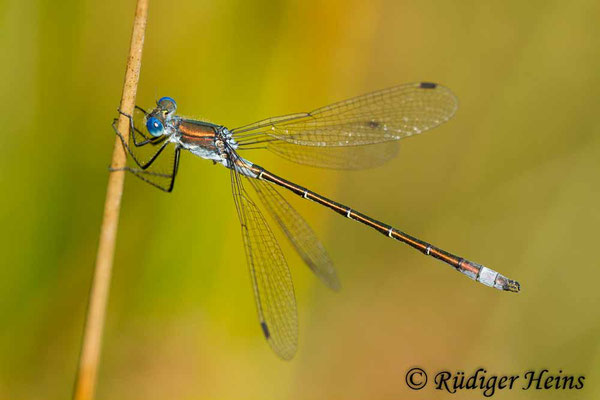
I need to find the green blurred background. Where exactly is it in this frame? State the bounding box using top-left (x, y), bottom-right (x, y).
top-left (2, 0), bottom-right (600, 398)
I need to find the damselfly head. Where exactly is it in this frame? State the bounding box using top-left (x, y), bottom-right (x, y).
top-left (144, 97), bottom-right (177, 137)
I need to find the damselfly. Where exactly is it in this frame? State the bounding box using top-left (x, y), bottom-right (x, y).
top-left (112, 82), bottom-right (520, 360)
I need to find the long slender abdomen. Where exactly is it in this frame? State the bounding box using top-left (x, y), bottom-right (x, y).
top-left (249, 163), bottom-right (520, 293)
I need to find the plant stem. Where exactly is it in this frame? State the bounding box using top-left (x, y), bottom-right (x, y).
top-left (72, 1), bottom-right (148, 399)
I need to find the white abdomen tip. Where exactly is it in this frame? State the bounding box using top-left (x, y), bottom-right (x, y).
top-left (478, 266), bottom-right (499, 287)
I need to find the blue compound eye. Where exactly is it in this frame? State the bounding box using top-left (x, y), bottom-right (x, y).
top-left (146, 117), bottom-right (164, 137)
top-left (157, 96), bottom-right (177, 113)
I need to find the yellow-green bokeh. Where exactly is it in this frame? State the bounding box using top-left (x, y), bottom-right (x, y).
top-left (2, 0), bottom-right (600, 399)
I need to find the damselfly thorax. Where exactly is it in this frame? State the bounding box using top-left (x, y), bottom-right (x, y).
top-left (173, 120), bottom-right (236, 165)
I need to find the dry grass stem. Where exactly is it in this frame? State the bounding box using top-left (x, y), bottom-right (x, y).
top-left (72, 1), bottom-right (149, 399)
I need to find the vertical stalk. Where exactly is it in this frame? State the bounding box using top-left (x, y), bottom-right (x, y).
top-left (72, 1), bottom-right (148, 399)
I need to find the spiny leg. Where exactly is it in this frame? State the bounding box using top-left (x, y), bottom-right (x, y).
top-left (116, 108), bottom-right (158, 147)
top-left (112, 118), bottom-right (169, 170)
top-left (110, 147), bottom-right (181, 192)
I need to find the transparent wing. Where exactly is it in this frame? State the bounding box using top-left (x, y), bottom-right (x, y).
top-left (230, 165), bottom-right (298, 360)
top-left (233, 82), bottom-right (457, 169)
top-left (264, 140), bottom-right (399, 170)
top-left (248, 178), bottom-right (340, 290)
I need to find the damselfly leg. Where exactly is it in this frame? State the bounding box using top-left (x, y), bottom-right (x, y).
top-left (113, 147), bottom-right (181, 192)
top-left (112, 107), bottom-right (181, 192)
top-left (116, 107), bottom-right (159, 147)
